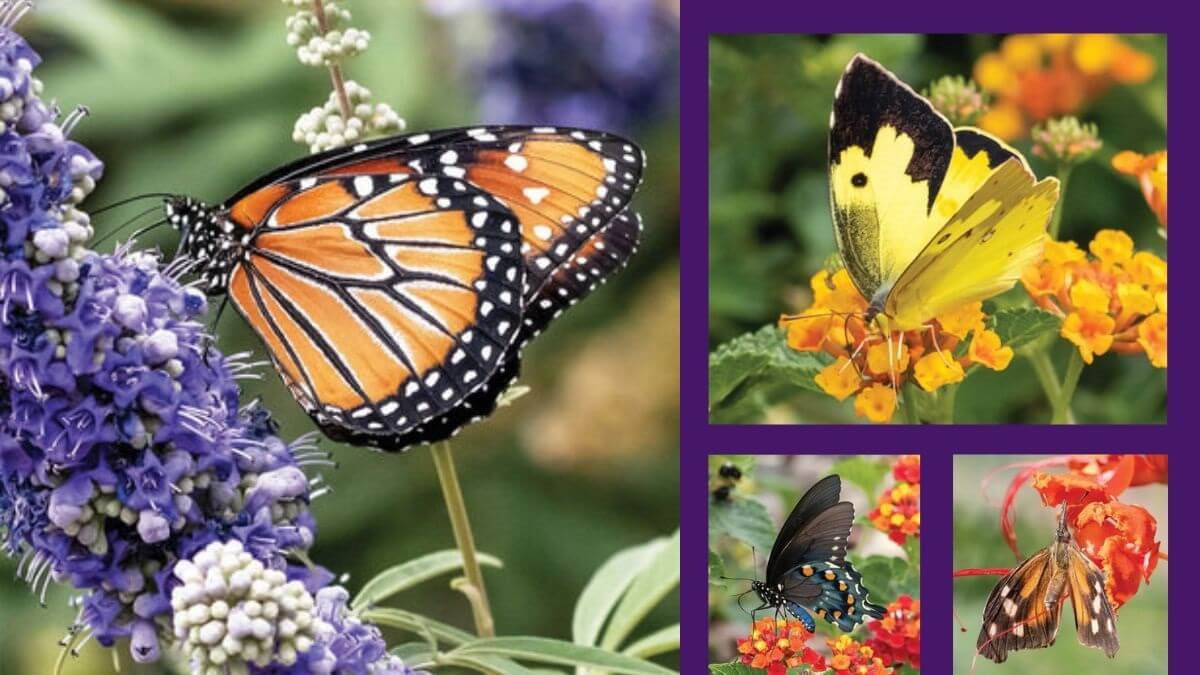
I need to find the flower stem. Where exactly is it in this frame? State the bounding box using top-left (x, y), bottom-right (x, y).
top-left (1027, 350), bottom-right (1066, 423)
top-left (311, 0), bottom-right (353, 119)
top-left (1056, 349), bottom-right (1084, 423)
top-left (430, 441), bottom-right (495, 638)
top-left (1048, 164), bottom-right (1073, 240)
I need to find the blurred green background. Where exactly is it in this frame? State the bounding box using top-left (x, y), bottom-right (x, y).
top-left (709, 34), bottom-right (1166, 423)
top-left (953, 456), bottom-right (1168, 673)
top-left (0, 1), bottom-right (679, 672)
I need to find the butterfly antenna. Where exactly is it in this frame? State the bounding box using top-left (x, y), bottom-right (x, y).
top-left (93, 205), bottom-right (169, 248)
top-left (89, 192), bottom-right (176, 217)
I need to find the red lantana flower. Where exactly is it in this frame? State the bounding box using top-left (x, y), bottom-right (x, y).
top-left (870, 456), bottom-right (921, 545)
top-left (827, 635), bottom-right (894, 675)
top-left (866, 594), bottom-right (921, 669)
top-left (736, 618), bottom-right (827, 673)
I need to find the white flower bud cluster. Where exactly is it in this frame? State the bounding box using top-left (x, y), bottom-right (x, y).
top-left (284, 1), bottom-right (365, 68)
top-left (0, 56), bottom-right (39, 132)
top-left (171, 540), bottom-right (326, 673)
top-left (292, 80), bottom-right (404, 153)
top-left (28, 207), bottom-right (94, 302)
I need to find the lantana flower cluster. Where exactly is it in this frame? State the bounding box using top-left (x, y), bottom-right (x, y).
top-left (735, 617), bottom-right (827, 674)
top-left (864, 595), bottom-right (920, 670)
top-left (826, 634), bottom-right (893, 675)
top-left (972, 33), bottom-right (1155, 140)
top-left (1113, 149), bottom-right (1167, 230)
top-left (869, 456), bottom-right (921, 546)
top-left (0, 13), bottom-right (414, 674)
top-left (1022, 231), bottom-right (1166, 367)
top-left (783, 269), bottom-right (1015, 423)
top-left (283, 0), bottom-right (404, 152)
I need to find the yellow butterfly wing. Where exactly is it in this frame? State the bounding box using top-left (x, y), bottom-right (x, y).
top-left (829, 53), bottom-right (955, 304)
top-left (884, 157), bottom-right (1059, 329)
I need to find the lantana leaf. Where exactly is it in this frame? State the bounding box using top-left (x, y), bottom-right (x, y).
top-left (709, 495), bottom-right (776, 555)
top-left (990, 307), bottom-right (1061, 353)
top-left (709, 325), bottom-right (828, 410)
top-left (830, 456), bottom-right (890, 497)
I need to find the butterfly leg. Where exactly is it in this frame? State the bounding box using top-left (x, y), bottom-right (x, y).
top-left (921, 323), bottom-right (954, 367)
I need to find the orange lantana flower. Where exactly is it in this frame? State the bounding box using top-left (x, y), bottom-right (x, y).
top-left (1022, 229), bottom-right (1166, 368)
top-left (783, 270), bottom-right (1016, 423)
top-left (827, 635), bottom-right (893, 675)
top-left (973, 34), bottom-right (1155, 140)
top-left (866, 595), bottom-right (921, 669)
top-left (736, 617), bottom-right (827, 674)
top-left (1113, 149), bottom-right (1167, 229)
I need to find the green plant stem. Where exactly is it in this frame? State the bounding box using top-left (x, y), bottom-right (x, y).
top-left (1028, 349), bottom-right (1074, 423)
top-left (899, 386), bottom-right (919, 424)
top-left (430, 441), bottom-right (495, 638)
top-left (1048, 164), bottom-right (1073, 240)
top-left (1056, 350), bottom-right (1084, 423)
top-left (931, 384), bottom-right (957, 424)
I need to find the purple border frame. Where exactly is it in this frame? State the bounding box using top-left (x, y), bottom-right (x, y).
top-left (681, 4), bottom-right (1190, 673)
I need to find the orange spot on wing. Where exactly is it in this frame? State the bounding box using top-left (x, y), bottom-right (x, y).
top-left (401, 282), bottom-right (478, 333)
top-left (367, 212), bottom-right (474, 247)
top-left (252, 256), bottom-right (408, 406)
top-left (255, 223), bottom-right (389, 280)
top-left (350, 287), bottom-right (453, 376)
top-left (352, 182), bottom-right (436, 219)
top-left (388, 245), bottom-right (483, 288)
top-left (230, 184), bottom-right (292, 229)
top-left (274, 181), bottom-right (357, 226)
top-left (320, 158), bottom-right (410, 177)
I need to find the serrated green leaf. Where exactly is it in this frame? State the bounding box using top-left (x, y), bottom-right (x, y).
top-left (351, 550), bottom-right (503, 612)
top-left (600, 531), bottom-right (680, 651)
top-left (709, 663), bottom-right (761, 675)
top-left (449, 637), bottom-right (676, 675)
top-left (573, 537), bottom-right (666, 647)
top-left (990, 307), bottom-right (1061, 353)
top-left (709, 497), bottom-right (776, 555)
top-left (829, 458), bottom-right (890, 498)
top-left (709, 325), bottom-right (827, 411)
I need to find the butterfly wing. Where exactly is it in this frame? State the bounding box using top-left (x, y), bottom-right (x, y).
top-left (226, 175), bottom-right (525, 446)
top-left (883, 156), bottom-right (1059, 329)
top-left (219, 126), bottom-right (643, 449)
top-left (766, 474), bottom-right (847, 581)
top-left (357, 208), bottom-right (643, 448)
top-left (1066, 544), bottom-right (1120, 657)
top-left (977, 547), bottom-right (1063, 663)
top-left (778, 558), bottom-right (887, 632)
top-left (829, 53), bottom-right (955, 302)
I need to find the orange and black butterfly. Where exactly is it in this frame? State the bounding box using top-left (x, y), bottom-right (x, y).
top-left (163, 126), bottom-right (644, 450)
top-left (977, 502), bottom-right (1119, 662)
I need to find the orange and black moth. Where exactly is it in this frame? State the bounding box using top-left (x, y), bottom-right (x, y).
top-left (165, 126), bottom-right (644, 450)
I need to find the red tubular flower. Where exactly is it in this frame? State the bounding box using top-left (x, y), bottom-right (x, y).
top-left (866, 594), bottom-right (921, 669)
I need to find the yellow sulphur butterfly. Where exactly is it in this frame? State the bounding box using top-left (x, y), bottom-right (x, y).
top-left (829, 54), bottom-right (1060, 332)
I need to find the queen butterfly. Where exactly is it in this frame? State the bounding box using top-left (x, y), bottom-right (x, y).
top-left (163, 125), bottom-right (644, 450)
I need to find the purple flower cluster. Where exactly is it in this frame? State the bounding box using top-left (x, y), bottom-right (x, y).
top-left (426, 0), bottom-right (679, 132)
top-left (0, 9), bottom-right (412, 674)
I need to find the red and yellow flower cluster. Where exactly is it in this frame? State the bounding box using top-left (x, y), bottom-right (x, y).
top-left (869, 455), bottom-right (921, 546)
top-left (783, 270), bottom-right (1015, 423)
top-left (1022, 230), bottom-right (1166, 367)
top-left (1113, 149), bottom-right (1167, 230)
top-left (866, 595), bottom-right (921, 670)
top-left (972, 34), bottom-right (1155, 141)
top-left (735, 618), bottom-right (895, 674)
top-left (736, 618), bottom-right (827, 674)
top-left (1031, 454), bottom-right (1166, 608)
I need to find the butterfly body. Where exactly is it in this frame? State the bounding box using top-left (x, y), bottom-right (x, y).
top-left (829, 54), bottom-right (1060, 332)
top-left (750, 474), bottom-right (886, 632)
top-left (977, 503), bottom-right (1119, 662)
top-left (165, 125), bottom-right (644, 450)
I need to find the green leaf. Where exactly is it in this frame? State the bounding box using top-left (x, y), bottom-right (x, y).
top-left (855, 554), bottom-right (916, 602)
top-left (449, 637), bottom-right (676, 675)
top-left (600, 530), bottom-right (680, 650)
top-left (388, 642), bottom-right (433, 666)
top-left (709, 549), bottom-right (727, 587)
top-left (990, 307), bottom-right (1061, 353)
top-left (360, 607), bottom-right (474, 646)
top-left (709, 496), bottom-right (776, 554)
top-left (351, 550), bottom-right (503, 611)
top-left (573, 537), bottom-right (667, 647)
top-left (441, 654), bottom-right (543, 675)
top-left (622, 623), bottom-right (679, 660)
top-left (709, 325), bottom-right (827, 411)
top-left (829, 458), bottom-right (890, 498)
top-left (709, 663), bottom-right (762, 675)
